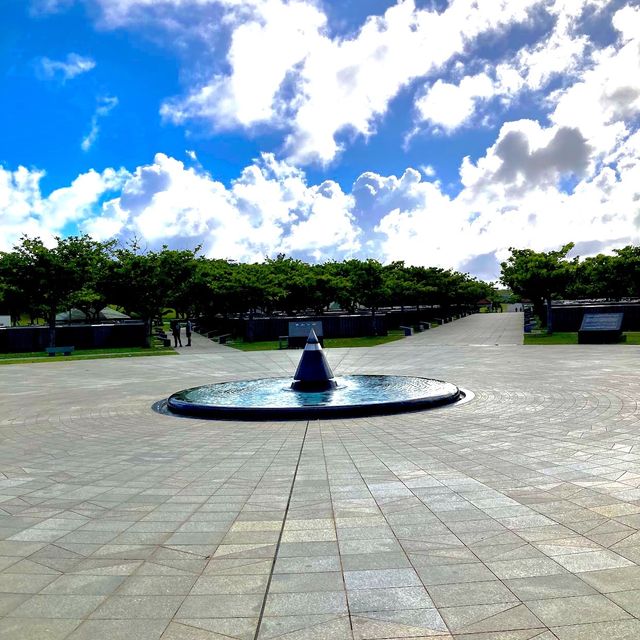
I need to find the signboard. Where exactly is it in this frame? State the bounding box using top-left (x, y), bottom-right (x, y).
top-left (580, 313), bottom-right (623, 332)
top-left (288, 321), bottom-right (323, 338)
top-left (0, 316), bottom-right (10, 327)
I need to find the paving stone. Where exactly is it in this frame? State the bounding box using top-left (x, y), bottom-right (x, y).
top-left (0, 617), bottom-right (81, 639)
top-left (170, 618), bottom-right (258, 640)
top-left (440, 602), bottom-right (543, 634)
top-left (90, 595), bottom-right (185, 619)
top-left (347, 585), bottom-right (434, 612)
top-left (264, 591), bottom-right (348, 616)
top-left (551, 551), bottom-right (635, 573)
top-left (68, 618), bottom-right (170, 639)
top-left (116, 576), bottom-right (197, 595)
top-left (552, 619), bottom-right (640, 639)
top-left (427, 580), bottom-right (518, 607)
top-left (190, 574), bottom-right (268, 594)
top-left (504, 573), bottom-right (597, 600)
top-left (177, 594), bottom-right (263, 618)
top-left (351, 608), bottom-right (449, 639)
top-left (5, 314), bottom-right (640, 637)
top-left (524, 594), bottom-right (630, 626)
top-left (416, 562), bottom-right (496, 585)
top-left (258, 614), bottom-right (352, 640)
top-left (344, 568), bottom-right (422, 590)
top-left (269, 572), bottom-right (344, 593)
top-left (605, 589), bottom-right (640, 617)
top-left (40, 575), bottom-right (125, 595)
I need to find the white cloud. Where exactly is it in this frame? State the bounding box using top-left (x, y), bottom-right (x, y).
top-left (415, 73), bottom-right (495, 132)
top-left (369, 104), bottom-right (640, 279)
top-left (161, 0), bottom-right (327, 130)
top-left (9, 2), bottom-right (640, 280)
top-left (460, 119), bottom-right (593, 193)
top-left (82, 152), bottom-right (360, 261)
top-left (3, 122), bottom-right (639, 280)
top-left (81, 96), bottom-right (119, 151)
top-left (549, 5), bottom-right (640, 156)
top-left (0, 164), bottom-right (128, 251)
top-left (156, 0), bottom-right (546, 163)
top-left (411, 0), bottom-right (608, 135)
top-left (38, 53), bottom-right (95, 81)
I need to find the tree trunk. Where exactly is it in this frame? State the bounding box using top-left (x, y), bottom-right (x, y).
top-left (546, 298), bottom-right (553, 335)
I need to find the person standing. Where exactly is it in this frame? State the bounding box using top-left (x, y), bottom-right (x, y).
top-left (185, 319), bottom-right (192, 347)
top-left (171, 319), bottom-right (182, 347)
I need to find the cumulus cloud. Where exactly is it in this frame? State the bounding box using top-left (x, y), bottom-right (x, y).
top-left (37, 53), bottom-right (95, 81)
top-left (44, 0), bottom-right (629, 166)
top-left (460, 120), bottom-right (593, 194)
top-left (3, 124), bottom-right (640, 279)
top-left (412, 0), bottom-right (608, 135)
top-left (0, 164), bottom-right (128, 250)
top-left (81, 96), bottom-right (119, 151)
top-left (156, 0), bottom-right (547, 163)
top-left (368, 114), bottom-right (640, 279)
top-left (10, 1), bottom-right (640, 280)
top-left (550, 5), bottom-right (640, 155)
top-left (415, 73), bottom-right (495, 132)
top-left (83, 153), bottom-right (360, 261)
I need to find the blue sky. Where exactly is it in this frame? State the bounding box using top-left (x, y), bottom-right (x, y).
top-left (1, 0), bottom-right (639, 281)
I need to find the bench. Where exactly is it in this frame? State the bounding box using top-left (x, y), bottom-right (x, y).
top-left (399, 325), bottom-right (413, 336)
top-left (153, 330), bottom-right (171, 347)
top-left (45, 346), bottom-right (74, 356)
top-left (278, 335), bottom-right (289, 350)
top-left (214, 333), bottom-right (232, 344)
top-left (419, 322), bottom-right (430, 330)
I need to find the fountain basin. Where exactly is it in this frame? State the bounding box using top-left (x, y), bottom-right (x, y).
top-left (166, 374), bottom-right (464, 420)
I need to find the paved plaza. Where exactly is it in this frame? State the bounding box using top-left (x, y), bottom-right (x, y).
top-left (2, 312), bottom-right (640, 639)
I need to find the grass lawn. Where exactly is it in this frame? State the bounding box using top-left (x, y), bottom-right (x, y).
top-left (229, 330), bottom-right (406, 351)
top-left (524, 331), bottom-right (640, 345)
top-left (0, 344), bottom-right (176, 364)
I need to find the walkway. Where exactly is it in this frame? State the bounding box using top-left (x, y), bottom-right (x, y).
top-left (410, 312), bottom-right (523, 346)
top-left (1, 314), bottom-right (639, 639)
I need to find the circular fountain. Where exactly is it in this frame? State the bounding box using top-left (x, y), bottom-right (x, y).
top-left (166, 329), bottom-right (466, 420)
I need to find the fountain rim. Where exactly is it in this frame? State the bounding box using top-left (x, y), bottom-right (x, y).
top-left (165, 374), bottom-right (467, 421)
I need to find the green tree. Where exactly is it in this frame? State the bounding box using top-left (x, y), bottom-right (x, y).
top-left (11, 235), bottom-right (113, 346)
top-left (612, 246), bottom-right (640, 298)
top-left (107, 242), bottom-right (182, 342)
top-left (501, 243), bottom-right (576, 333)
top-left (0, 250), bottom-right (29, 325)
top-left (157, 247), bottom-right (202, 318)
top-left (265, 255), bottom-right (316, 315)
top-left (66, 239), bottom-right (117, 322)
top-left (349, 259), bottom-right (389, 334)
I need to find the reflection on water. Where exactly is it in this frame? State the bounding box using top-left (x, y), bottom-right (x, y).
top-left (176, 375), bottom-right (457, 409)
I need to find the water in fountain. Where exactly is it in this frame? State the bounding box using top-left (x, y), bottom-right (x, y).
top-left (165, 329), bottom-right (466, 419)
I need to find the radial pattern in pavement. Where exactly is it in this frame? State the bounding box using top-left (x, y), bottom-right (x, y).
top-left (1, 313), bottom-right (640, 639)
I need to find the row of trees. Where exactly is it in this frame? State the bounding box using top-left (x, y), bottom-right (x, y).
top-left (500, 243), bottom-right (640, 331)
top-left (0, 235), bottom-right (496, 346)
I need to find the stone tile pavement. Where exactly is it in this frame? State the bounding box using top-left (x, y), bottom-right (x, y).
top-left (1, 312), bottom-right (640, 638)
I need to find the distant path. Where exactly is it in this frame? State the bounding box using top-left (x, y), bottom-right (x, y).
top-left (178, 313), bottom-right (524, 355)
top-left (400, 311), bottom-right (523, 346)
top-left (173, 328), bottom-right (230, 354)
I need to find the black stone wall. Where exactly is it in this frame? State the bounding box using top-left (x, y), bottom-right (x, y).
top-left (0, 322), bottom-right (147, 353)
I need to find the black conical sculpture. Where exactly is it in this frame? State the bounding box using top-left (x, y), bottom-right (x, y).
top-left (291, 329), bottom-right (338, 391)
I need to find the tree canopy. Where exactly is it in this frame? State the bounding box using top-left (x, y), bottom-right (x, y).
top-left (0, 235), bottom-right (499, 343)
top-left (501, 242), bottom-right (640, 333)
